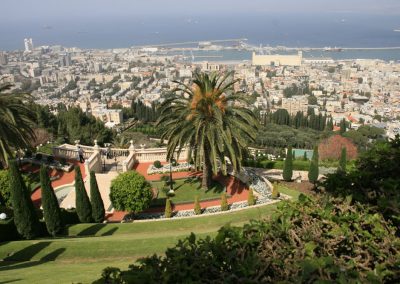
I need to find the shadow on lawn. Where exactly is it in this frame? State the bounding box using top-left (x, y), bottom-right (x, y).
top-left (77, 223), bottom-right (118, 237)
top-left (0, 242), bottom-right (66, 271)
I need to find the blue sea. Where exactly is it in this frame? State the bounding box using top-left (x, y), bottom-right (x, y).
top-left (1, 12), bottom-right (400, 60)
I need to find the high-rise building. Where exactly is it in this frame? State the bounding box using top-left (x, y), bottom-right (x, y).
top-left (60, 52), bottom-right (72, 67)
top-left (24, 38), bottom-right (34, 52)
top-left (0, 52), bottom-right (8, 65)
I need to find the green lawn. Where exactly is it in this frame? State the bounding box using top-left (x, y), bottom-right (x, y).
top-left (150, 177), bottom-right (226, 207)
top-left (0, 187), bottom-right (299, 284)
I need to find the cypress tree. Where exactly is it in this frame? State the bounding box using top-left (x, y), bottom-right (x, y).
top-left (194, 195), bottom-right (201, 215)
top-left (340, 118), bottom-right (347, 134)
top-left (283, 145), bottom-right (293, 181)
top-left (40, 165), bottom-right (62, 236)
top-left (75, 166), bottom-right (92, 223)
top-left (8, 160), bottom-right (40, 239)
top-left (165, 198), bottom-right (172, 218)
top-left (221, 193), bottom-right (229, 211)
top-left (308, 146), bottom-right (319, 184)
top-left (338, 147), bottom-right (347, 172)
top-left (303, 151), bottom-right (307, 161)
top-left (90, 171), bottom-right (105, 223)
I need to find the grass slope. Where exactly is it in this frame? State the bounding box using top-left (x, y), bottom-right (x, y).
top-left (0, 187), bottom-right (299, 284)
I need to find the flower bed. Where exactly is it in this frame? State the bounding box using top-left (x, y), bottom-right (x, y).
top-left (20, 154), bottom-right (74, 172)
top-left (147, 162), bottom-right (193, 175)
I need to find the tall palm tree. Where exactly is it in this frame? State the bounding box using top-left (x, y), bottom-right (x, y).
top-left (157, 72), bottom-right (259, 189)
top-left (0, 84), bottom-right (36, 166)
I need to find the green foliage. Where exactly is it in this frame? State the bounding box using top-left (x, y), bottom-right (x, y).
top-left (338, 147), bottom-right (347, 172)
top-left (90, 171), bottom-right (105, 223)
top-left (75, 166), bottom-right (92, 223)
top-left (247, 189), bottom-right (256, 206)
top-left (164, 198), bottom-right (172, 218)
top-left (308, 146), bottom-right (319, 184)
top-left (303, 151), bottom-right (307, 161)
top-left (271, 183), bottom-right (280, 199)
top-left (153, 160), bottom-right (162, 169)
top-left (220, 193), bottom-right (229, 211)
top-left (157, 71), bottom-right (259, 189)
top-left (109, 171), bottom-right (153, 213)
top-left (105, 196), bottom-right (400, 283)
top-left (343, 125), bottom-right (385, 150)
top-left (40, 165), bottom-right (62, 236)
top-left (321, 135), bottom-right (400, 230)
top-left (8, 160), bottom-right (40, 239)
top-left (194, 195), bottom-right (201, 215)
top-left (0, 170), bottom-right (11, 207)
top-left (282, 145), bottom-right (293, 181)
top-left (0, 85), bottom-right (36, 166)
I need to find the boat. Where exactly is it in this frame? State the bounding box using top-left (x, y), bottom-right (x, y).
top-left (394, 29), bottom-right (400, 32)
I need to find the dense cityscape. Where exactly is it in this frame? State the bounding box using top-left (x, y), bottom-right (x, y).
top-left (1, 1), bottom-right (400, 283)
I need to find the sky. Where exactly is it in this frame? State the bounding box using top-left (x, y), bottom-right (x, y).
top-left (1, 0), bottom-right (400, 22)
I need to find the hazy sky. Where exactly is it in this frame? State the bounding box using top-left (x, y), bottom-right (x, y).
top-left (2, 0), bottom-right (400, 22)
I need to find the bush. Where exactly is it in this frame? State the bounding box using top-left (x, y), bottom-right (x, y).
top-left (60, 157), bottom-right (67, 166)
top-left (153, 160), bottom-right (162, 169)
top-left (194, 195), bottom-right (201, 215)
top-left (110, 171), bottom-right (153, 213)
top-left (247, 188), bottom-right (256, 206)
top-left (60, 208), bottom-right (80, 225)
top-left (164, 198), bottom-right (172, 218)
top-left (24, 150), bottom-right (32, 158)
top-left (104, 196), bottom-right (400, 283)
top-left (220, 193), bottom-right (228, 211)
top-left (35, 153), bottom-right (43, 160)
top-left (0, 219), bottom-right (21, 242)
top-left (46, 155), bottom-right (55, 164)
top-left (0, 170), bottom-right (11, 207)
top-left (271, 183), bottom-right (280, 199)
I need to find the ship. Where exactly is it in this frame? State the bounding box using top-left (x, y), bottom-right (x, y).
top-left (323, 46), bottom-right (343, 52)
top-left (394, 29), bottom-right (400, 32)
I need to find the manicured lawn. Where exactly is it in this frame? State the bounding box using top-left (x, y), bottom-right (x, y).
top-left (150, 177), bottom-right (226, 206)
top-left (0, 186), bottom-right (299, 284)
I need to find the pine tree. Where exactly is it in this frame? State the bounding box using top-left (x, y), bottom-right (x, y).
top-left (90, 171), bottom-right (105, 223)
top-left (247, 188), bottom-right (256, 206)
top-left (75, 166), bottom-right (92, 223)
top-left (165, 198), bottom-right (172, 218)
top-left (194, 195), bottom-right (201, 215)
top-left (8, 160), bottom-right (40, 239)
top-left (338, 147), bottom-right (347, 172)
top-left (40, 165), bottom-right (62, 236)
top-left (283, 145), bottom-right (293, 181)
top-left (308, 146), bottom-right (319, 184)
top-left (221, 193), bottom-right (229, 211)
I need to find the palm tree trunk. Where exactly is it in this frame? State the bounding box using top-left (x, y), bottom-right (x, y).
top-left (202, 143), bottom-right (213, 189)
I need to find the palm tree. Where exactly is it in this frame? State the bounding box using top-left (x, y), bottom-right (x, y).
top-left (0, 84), bottom-right (36, 166)
top-left (157, 72), bottom-right (259, 189)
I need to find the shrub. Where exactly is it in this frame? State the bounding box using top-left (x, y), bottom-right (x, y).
top-left (90, 171), bottom-right (105, 223)
top-left (164, 198), bottom-right (172, 218)
top-left (0, 219), bottom-right (21, 242)
top-left (338, 147), bottom-right (347, 172)
top-left (153, 160), bottom-right (162, 169)
top-left (220, 193), bottom-right (228, 211)
top-left (194, 195), bottom-right (201, 215)
top-left (75, 166), bottom-right (92, 223)
top-left (60, 208), bottom-right (80, 225)
top-left (60, 157), bottom-right (67, 166)
top-left (104, 196), bottom-right (400, 283)
top-left (271, 183), bottom-right (280, 199)
top-left (110, 171), bottom-right (153, 213)
top-left (0, 170), bottom-right (11, 207)
top-left (35, 153), bottom-right (43, 160)
top-left (247, 188), bottom-right (256, 206)
top-left (8, 160), bottom-right (40, 239)
top-left (46, 155), bottom-right (54, 164)
top-left (40, 165), bottom-right (63, 236)
top-left (24, 150), bottom-right (32, 158)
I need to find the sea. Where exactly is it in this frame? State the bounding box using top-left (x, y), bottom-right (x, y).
top-left (1, 12), bottom-right (400, 61)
